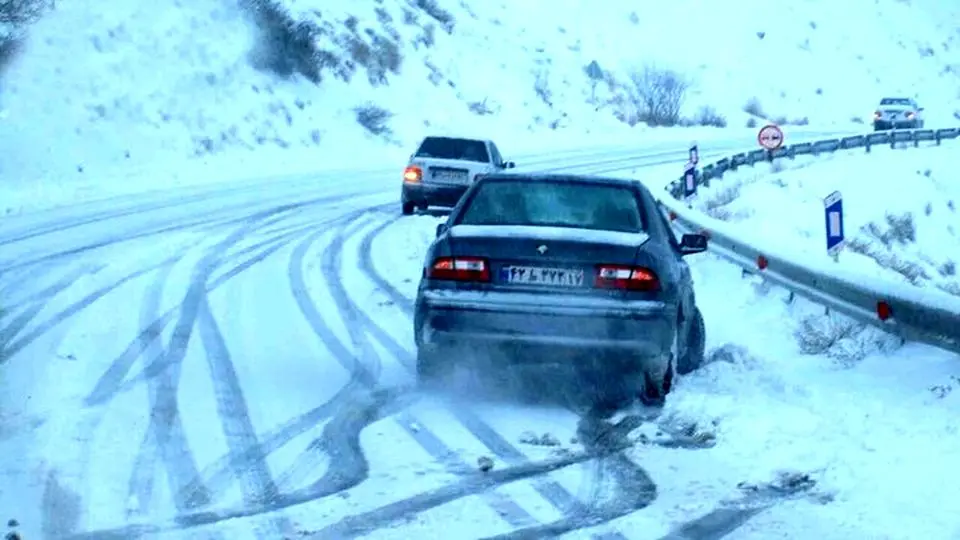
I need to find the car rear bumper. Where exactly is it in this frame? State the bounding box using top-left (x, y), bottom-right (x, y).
top-left (417, 289), bottom-right (673, 364)
top-left (402, 182), bottom-right (469, 207)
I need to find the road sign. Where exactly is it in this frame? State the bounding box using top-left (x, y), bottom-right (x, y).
top-left (584, 60), bottom-right (603, 80)
top-left (757, 124), bottom-right (784, 150)
top-left (689, 144), bottom-right (699, 165)
top-left (824, 191), bottom-right (844, 256)
top-left (683, 160), bottom-right (697, 198)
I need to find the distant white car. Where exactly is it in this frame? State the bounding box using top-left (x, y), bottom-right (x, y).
top-left (400, 136), bottom-right (515, 215)
top-left (873, 97), bottom-right (924, 130)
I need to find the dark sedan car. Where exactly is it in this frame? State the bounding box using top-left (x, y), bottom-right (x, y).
top-left (413, 173), bottom-right (708, 406)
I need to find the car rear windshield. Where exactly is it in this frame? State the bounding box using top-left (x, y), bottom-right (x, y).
top-left (880, 98), bottom-right (912, 106)
top-left (456, 179), bottom-right (645, 233)
top-left (415, 137), bottom-right (490, 163)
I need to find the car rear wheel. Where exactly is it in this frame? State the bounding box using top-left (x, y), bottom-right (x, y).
top-left (402, 201), bottom-right (416, 215)
top-left (676, 308), bottom-right (706, 375)
top-left (416, 346), bottom-right (449, 383)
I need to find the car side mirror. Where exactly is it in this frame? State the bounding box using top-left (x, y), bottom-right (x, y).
top-left (679, 233), bottom-right (708, 255)
top-left (436, 222), bottom-right (448, 237)
top-left (504, 161), bottom-right (516, 169)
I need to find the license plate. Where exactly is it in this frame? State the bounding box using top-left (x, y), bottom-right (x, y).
top-left (433, 170), bottom-right (468, 182)
top-left (500, 266), bottom-right (585, 287)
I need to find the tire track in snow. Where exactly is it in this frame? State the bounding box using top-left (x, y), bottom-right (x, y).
top-left (83, 210), bottom-right (336, 408)
top-left (118, 206), bottom-right (309, 525)
top-left (194, 291), bottom-right (294, 537)
top-left (0, 254), bottom-right (182, 365)
top-left (0, 262), bottom-right (101, 311)
top-left (307, 439), bottom-right (634, 539)
top-left (175, 213), bottom-right (376, 502)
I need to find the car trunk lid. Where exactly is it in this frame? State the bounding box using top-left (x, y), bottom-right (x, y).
top-left (411, 158), bottom-right (487, 186)
top-left (446, 224), bottom-right (650, 294)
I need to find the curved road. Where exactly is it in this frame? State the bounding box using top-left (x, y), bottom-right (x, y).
top-left (0, 133), bottom-right (845, 539)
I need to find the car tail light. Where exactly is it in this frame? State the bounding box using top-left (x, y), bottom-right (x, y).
top-left (427, 257), bottom-right (490, 282)
top-left (403, 166), bottom-right (422, 183)
top-left (594, 265), bottom-right (659, 291)
top-left (905, 111), bottom-right (915, 118)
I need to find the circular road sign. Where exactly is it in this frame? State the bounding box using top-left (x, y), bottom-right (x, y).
top-left (757, 124), bottom-right (784, 150)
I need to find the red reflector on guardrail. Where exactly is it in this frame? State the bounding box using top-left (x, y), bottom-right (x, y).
top-left (756, 255), bottom-right (768, 270)
top-left (877, 301), bottom-right (892, 321)
top-left (668, 211), bottom-right (677, 221)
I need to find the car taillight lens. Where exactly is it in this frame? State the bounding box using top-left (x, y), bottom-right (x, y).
top-left (594, 265), bottom-right (659, 291)
top-left (427, 257), bottom-right (490, 282)
top-left (873, 111), bottom-right (882, 118)
top-left (403, 166), bottom-right (422, 183)
top-left (906, 112), bottom-right (915, 118)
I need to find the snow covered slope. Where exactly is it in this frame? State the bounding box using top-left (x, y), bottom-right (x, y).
top-left (1, 0), bottom-right (959, 211)
top-left (690, 143), bottom-right (960, 299)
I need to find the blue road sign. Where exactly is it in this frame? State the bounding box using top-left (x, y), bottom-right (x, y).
top-left (683, 160), bottom-right (697, 198)
top-left (824, 191), bottom-right (844, 255)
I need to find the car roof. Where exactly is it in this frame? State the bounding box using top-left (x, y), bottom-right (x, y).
top-left (477, 172), bottom-right (642, 189)
top-left (421, 135), bottom-right (491, 144)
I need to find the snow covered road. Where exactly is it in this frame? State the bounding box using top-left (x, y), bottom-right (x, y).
top-left (2, 135), bottom-right (958, 540)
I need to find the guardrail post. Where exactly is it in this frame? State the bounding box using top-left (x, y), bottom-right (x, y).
top-left (935, 130), bottom-right (941, 146)
top-left (890, 133), bottom-right (896, 150)
top-left (865, 139), bottom-right (871, 153)
top-left (914, 134), bottom-right (919, 148)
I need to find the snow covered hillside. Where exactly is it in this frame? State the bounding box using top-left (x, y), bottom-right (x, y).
top-left (1, 0), bottom-right (959, 212)
top-left (689, 142), bottom-right (960, 299)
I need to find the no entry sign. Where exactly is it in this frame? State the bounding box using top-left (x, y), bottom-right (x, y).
top-left (757, 124), bottom-right (784, 150)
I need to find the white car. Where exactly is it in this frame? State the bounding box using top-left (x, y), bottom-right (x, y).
top-left (873, 97), bottom-right (924, 130)
top-left (400, 136), bottom-right (516, 215)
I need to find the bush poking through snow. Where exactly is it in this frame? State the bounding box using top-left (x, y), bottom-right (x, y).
top-left (411, 0), bottom-right (455, 34)
top-left (533, 69), bottom-right (552, 107)
top-left (627, 64), bottom-right (690, 127)
top-left (846, 238), bottom-right (929, 285)
top-left (467, 99), bottom-right (494, 115)
top-left (242, 0), bottom-right (330, 83)
top-left (795, 314), bottom-right (860, 355)
top-left (743, 97), bottom-right (765, 117)
top-left (354, 104), bottom-right (393, 135)
top-left (691, 106), bottom-right (727, 127)
top-left (793, 313), bottom-right (901, 367)
top-left (702, 184), bottom-right (741, 221)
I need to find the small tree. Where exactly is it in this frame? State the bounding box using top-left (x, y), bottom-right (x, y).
top-left (0, 0), bottom-right (48, 26)
top-left (0, 0), bottom-right (51, 75)
top-left (628, 64), bottom-right (690, 127)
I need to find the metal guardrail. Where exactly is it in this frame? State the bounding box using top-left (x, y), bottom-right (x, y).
top-left (658, 126), bottom-right (960, 355)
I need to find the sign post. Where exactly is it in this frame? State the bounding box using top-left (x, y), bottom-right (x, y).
top-left (683, 160), bottom-right (696, 199)
top-left (681, 142), bottom-right (699, 199)
top-left (757, 124), bottom-right (784, 156)
top-left (824, 191), bottom-right (844, 261)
